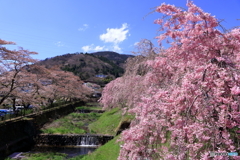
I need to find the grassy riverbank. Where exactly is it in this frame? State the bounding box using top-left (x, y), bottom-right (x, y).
top-left (88, 107), bottom-right (121, 135)
top-left (40, 103), bottom-right (102, 134)
top-left (89, 107), bottom-right (133, 135)
top-left (72, 136), bottom-right (121, 160)
top-left (41, 112), bottom-right (101, 134)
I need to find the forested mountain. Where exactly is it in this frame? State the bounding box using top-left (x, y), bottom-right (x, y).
top-left (91, 51), bottom-right (133, 68)
top-left (37, 51), bottom-right (134, 85)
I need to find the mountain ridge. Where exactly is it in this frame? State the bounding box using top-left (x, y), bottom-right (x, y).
top-left (36, 51), bottom-right (134, 85)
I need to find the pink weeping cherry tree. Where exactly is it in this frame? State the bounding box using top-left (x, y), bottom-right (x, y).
top-left (0, 39), bottom-right (39, 110)
top-left (0, 39), bottom-right (92, 109)
top-left (100, 1), bottom-right (240, 160)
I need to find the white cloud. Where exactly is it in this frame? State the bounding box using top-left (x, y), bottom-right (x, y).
top-left (100, 23), bottom-right (129, 44)
top-left (82, 44), bottom-right (106, 52)
top-left (113, 44), bottom-right (121, 53)
top-left (82, 45), bottom-right (92, 52)
top-left (81, 44), bottom-right (123, 53)
top-left (94, 45), bottom-right (105, 51)
top-left (55, 41), bottom-right (64, 47)
top-left (78, 24), bottom-right (89, 31)
top-left (81, 23), bottom-right (129, 53)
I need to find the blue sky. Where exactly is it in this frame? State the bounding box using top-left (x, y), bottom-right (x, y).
top-left (0, 0), bottom-right (239, 60)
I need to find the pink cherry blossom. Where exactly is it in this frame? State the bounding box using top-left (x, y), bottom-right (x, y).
top-left (100, 1), bottom-right (240, 159)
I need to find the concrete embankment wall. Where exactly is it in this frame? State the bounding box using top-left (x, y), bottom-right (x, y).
top-left (36, 134), bottom-right (114, 146)
top-left (0, 101), bottom-right (84, 159)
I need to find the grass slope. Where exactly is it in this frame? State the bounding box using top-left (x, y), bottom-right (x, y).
top-left (69, 136), bottom-right (121, 160)
top-left (88, 108), bottom-right (122, 135)
top-left (41, 112), bottom-right (101, 134)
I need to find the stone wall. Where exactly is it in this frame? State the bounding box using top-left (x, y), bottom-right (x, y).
top-left (35, 134), bottom-right (114, 146)
top-left (0, 101), bottom-right (84, 159)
